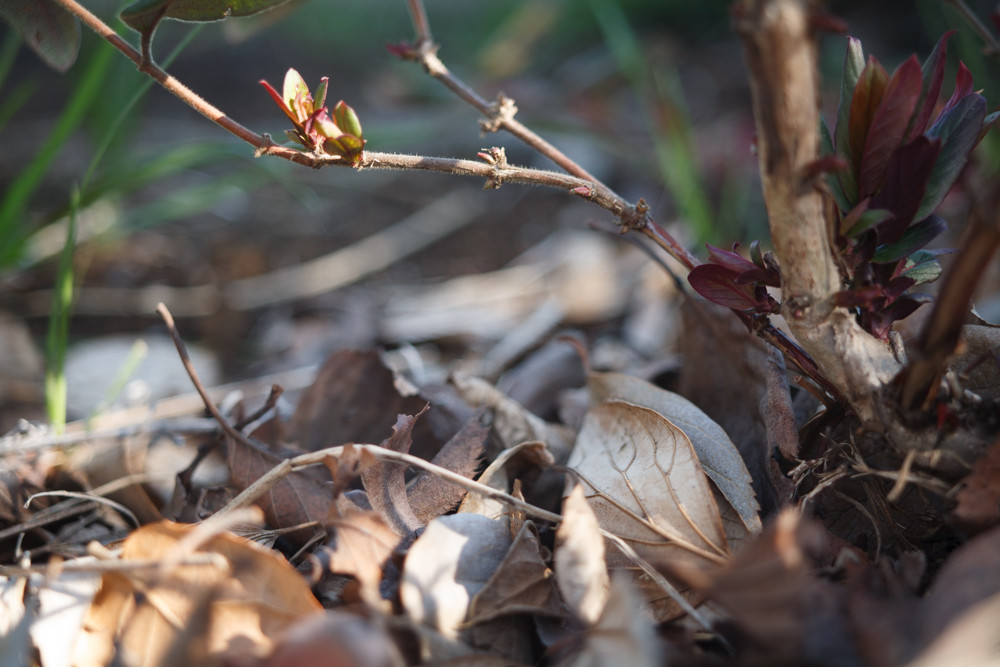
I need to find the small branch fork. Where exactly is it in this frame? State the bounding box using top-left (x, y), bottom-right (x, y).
top-left (54, 0), bottom-right (840, 402)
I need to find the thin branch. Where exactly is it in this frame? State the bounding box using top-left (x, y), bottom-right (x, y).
top-left (943, 0), bottom-right (1000, 57)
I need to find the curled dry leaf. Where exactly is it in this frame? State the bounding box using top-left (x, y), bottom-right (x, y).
top-left (588, 371), bottom-right (761, 535)
top-left (459, 440), bottom-right (554, 521)
top-left (400, 513), bottom-right (512, 639)
top-left (360, 410), bottom-right (427, 537)
top-left (554, 483), bottom-right (609, 625)
top-left (316, 505), bottom-right (401, 604)
top-left (73, 520), bottom-right (321, 666)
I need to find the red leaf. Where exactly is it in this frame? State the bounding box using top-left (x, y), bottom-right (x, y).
top-left (848, 57), bottom-right (889, 168)
top-left (859, 56), bottom-right (923, 197)
top-left (688, 264), bottom-right (759, 311)
top-left (907, 31), bottom-right (954, 141)
top-left (705, 244), bottom-right (758, 275)
top-left (941, 62), bottom-right (974, 115)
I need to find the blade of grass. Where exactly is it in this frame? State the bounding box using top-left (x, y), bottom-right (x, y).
top-left (590, 0), bottom-right (714, 243)
top-left (0, 41), bottom-right (113, 267)
top-left (45, 186), bottom-right (79, 432)
top-left (0, 30), bottom-right (21, 93)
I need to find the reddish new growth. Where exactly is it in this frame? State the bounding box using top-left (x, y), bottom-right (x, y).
top-left (260, 68), bottom-right (366, 164)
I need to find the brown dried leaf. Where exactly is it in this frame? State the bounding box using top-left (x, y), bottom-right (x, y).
top-left (951, 437), bottom-right (1000, 534)
top-left (554, 484), bottom-right (609, 625)
top-left (467, 521), bottom-right (565, 625)
top-left (289, 349), bottom-right (426, 452)
top-left (407, 410), bottom-right (489, 525)
top-left (567, 399), bottom-right (729, 569)
top-left (265, 610), bottom-right (405, 667)
top-left (360, 409), bottom-right (427, 537)
top-left (678, 299), bottom-right (795, 514)
top-left (589, 370), bottom-right (761, 534)
top-left (74, 520), bottom-right (321, 666)
top-left (318, 506), bottom-right (401, 600)
top-left (459, 441), bottom-right (554, 520)
top-left (227, 435), bottom-right (329, 536)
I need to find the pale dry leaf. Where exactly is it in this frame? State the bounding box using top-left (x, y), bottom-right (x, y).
top-left (589, 371), bottom-right (761, 534)
top-left (1, 576), bottom-right (31, 667)
top-left (400, 513), bottom-right (512, 639)
top-left (554, 484), bottom-right (609, 625)
top-left (560, 572), bottom-right (660, 667)
top-left (319, 506), bottom-right (401, 601)
top-left (31, 568), bottom-right (101, 667)
top-left (566, 399), bottom-right (730, 571)
top-left (450, 374), bottom-right (574, 462)
top-left (906, 592), bottom-right (1000, 667)
top-left (73, 520), bottom-right (321, 666)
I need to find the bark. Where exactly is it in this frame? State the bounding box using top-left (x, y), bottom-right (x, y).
top-left (734, 0), bottom-right (899, 425)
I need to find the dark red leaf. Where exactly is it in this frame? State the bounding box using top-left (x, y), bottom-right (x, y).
top-left (941, 62), bottom-right (974, 116)
top-left (688, 264), bottom-right (760, 311)
top-left (859, 56), bottom-right (923, 197)
top-left (848, 57), bottom-right (890, 169)
top-left (906, 31), bottom-right (954, 141)
top-left (706, 244), bottom-right (759, 274)
top-left (870, 136), bottom-right (941, 245)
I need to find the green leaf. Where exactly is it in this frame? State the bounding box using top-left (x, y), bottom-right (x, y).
top-left (0, 0), bottom-right (80, 72)
top-left (902, 250), bottom-right (945, 284)
top-left (916, 93), bottom-right (987, 221)
top-left (871, 214), bottom-right (946, 263)
top-left (332, 101), bottom-right (363, 139)
top-left (120, 0), bottom-right (291, 61)
top-left (834, 37), bottom-right (864, 206)
top-left (843, 208), bottom-right (893, 238)
top-left (821, 119), bottom-right (852, 212)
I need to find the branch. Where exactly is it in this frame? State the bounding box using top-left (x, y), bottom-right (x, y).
top-left (735, 0), bottom-right (899, 423)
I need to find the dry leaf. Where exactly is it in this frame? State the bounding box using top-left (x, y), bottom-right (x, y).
top-left (451, 374), bottom-right (574, 461)
top-left (227, 435), bottom-right (330, 538)
top-left (567, 399), bottom-right (729, 569)
top-left (360, 410), bottom-right (427, 537)
top-left (265, 609), bottom-right (405, 667)
top-left (289, 349), bottom-right (426, 452)
top-left (951, 437), bottom-right (1000, 534)
top-left (906, 592), bottom-right (1000, 667)
top-left (407, 410), bottom-right (489, 525)
top-left (588, 371), bottom-right (761, 535)
top-left (400, 513), bottom-right (511, 639)
top-left (318, 506), bottom-right (401, 601)
top-left (467, 521), bottom-right (565, 625)
top-left (73, 520), bottom-right (321, 666)
top-left (559, 573), bottom-right (661, 667)
top-left (566, 399), bottom-right (731, 620)
top-left (554, 484), bottom-right (609, 625)
top-left (459, 441), bottom-right (554, 521)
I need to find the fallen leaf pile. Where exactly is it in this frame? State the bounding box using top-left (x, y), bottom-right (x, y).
top-left (2, 330), bottom-right (1000, 666)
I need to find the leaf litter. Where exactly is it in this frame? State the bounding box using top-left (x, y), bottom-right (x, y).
top-left (4, 242), bottom-right (1000, 665)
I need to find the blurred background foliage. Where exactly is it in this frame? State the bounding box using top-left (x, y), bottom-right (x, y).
top-left (0, 0), bottom-right (997, 371)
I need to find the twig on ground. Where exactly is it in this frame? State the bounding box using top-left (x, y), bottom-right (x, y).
top-left (216, 439), bottom-right (718, 632)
